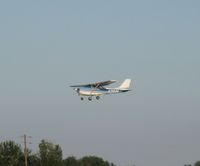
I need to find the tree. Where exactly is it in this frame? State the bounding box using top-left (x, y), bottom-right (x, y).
top-left (79, 156), bottom-right (111, 166)
top-left (28, 153), bottom-right (40, 166)
top-left (0, 139), bottom-right (118, 166)
top-left (0, 140), bottom-right (23, 166)
top-left (38, 140), bottom-right (63, 166)
top-left (194, 161), bottom-right (200, 166)
top-left (64, 156), bottom-right (79, 166)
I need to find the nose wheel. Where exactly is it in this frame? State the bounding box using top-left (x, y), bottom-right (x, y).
top-left (88, 97), bottom-right (92, 101)
top-left (96, 96), bottom-right (100, 100)
top-left (80, 97), bottom-right (84, 100)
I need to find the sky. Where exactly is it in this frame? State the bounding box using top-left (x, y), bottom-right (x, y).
top-left (0, 1), bottom-right (200, 166)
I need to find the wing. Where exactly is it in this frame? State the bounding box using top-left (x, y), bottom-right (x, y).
top-left (70, 80), bottom-right (116, 88)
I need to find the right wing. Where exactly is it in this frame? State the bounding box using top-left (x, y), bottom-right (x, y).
top-left (70, 80), bottom-right (116, 88)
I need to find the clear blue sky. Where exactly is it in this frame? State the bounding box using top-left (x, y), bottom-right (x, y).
top-left (0, 1), bottom-right (200, 166)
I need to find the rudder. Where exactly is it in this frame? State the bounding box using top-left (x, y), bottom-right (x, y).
top-left (118, 79), bottom-right (131, 89)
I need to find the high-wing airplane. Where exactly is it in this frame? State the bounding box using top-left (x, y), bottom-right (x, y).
top-left (70, 79), bottom-right (132, 101)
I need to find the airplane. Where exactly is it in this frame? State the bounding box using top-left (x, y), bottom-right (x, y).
top-left (70, 79), bottom-right (132, 101)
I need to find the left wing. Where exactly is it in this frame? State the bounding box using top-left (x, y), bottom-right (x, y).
top-left (70, 80), bottom-right (116, 88)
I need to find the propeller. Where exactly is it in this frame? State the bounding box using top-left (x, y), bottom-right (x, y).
top-left (74, 88), bottom-right (80, 94)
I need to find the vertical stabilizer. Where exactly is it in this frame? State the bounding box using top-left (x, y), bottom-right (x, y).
top-left (118, 79), bottom-right (131, 89)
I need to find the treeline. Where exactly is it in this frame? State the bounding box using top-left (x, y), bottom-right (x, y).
top-left (0, 140), bottom-right (200, 166)
top-left (186, 163), bottom-right (200, 166)
top-left (0, 140), bottom-right (116, 166)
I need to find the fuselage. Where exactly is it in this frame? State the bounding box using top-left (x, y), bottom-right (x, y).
top-left (76, 87), bottom-right (129, 96)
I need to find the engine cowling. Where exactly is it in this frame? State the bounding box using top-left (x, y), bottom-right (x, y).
top-left (74, 88), bottom-right (80, 93)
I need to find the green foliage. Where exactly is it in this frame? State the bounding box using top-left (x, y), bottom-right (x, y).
top-left (0, 139), bottom-right (117, 166)
top-left (63, 156), bottom-right (115, 166)
top-left (0, 140), bottom-right (23, 166)
top-left (79, 156), bottom-right (111, 166)
top-left (28, 154), bottom-right (40, 166)
top-left (39, 139), bottom-right (63, 166)
top-left (194, 161), bottom-right (200, 166)
top-left (1, 139), bottom-right (200, 166)
top-left (64, 156), bottom-right (79, 166)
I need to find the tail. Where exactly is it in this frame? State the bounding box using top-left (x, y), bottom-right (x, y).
top-left (118, 79), bottom-right (131, 89)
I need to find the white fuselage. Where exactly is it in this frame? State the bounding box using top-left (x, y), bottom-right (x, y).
top-left (77, 88), bottom-right (127, 96)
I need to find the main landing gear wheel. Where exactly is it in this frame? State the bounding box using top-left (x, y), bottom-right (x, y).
top-left (88, 97), bottom-right (92, 101)
top-left (80, 97), bottom-right (84, 100)
top-left (96, 96), bottom-right (100, 100)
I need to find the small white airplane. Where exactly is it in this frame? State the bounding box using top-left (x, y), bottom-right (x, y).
top-left (70, 79), bottom-right (132, 101)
